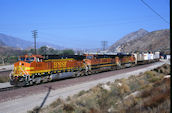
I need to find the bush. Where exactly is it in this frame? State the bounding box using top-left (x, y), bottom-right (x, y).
top-left (149, 76), bottom-right (160, 83)
top-left (66, 96), bottom-right (71, 101)
top-left (145, 71), bottom-right (156, 78)
top-left (77, 90), bottom-right (86, 97)
top-left (61, 49), bottom-right (75, 55)
top-left (76, 96), bottom-right (98, 109)
top-left (27, 106), bottom-right (39, 113)
top-left (50, 98), bottom-right (64, 108)
top-left (0, 76), bottom-right (9, 83)
top-left (63, 103), bottom-right (75, 113)
top-left (154, 64), bottom-right (170, 75)
top-left (128, 80), bottom-right (140, 92)
top-left (138, 79), bottom-right (145, 86)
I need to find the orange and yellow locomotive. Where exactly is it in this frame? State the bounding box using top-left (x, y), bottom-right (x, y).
top-left (10, 53), bottom-right (136, 86)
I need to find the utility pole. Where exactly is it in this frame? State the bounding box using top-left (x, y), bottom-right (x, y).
top-left (32, 30), bottom-right (38, 55)
top-left (101, 41), bottom-right (108, 51)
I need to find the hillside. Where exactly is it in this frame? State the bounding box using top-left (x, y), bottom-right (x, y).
top-left (108, 29), bottom-right (170, 53)
top-left (0, 33), bottom-right (63, 50)
top-left (0, 33), bottom-right (33, 49)
top-left (108, 28), bottom-right (149, 52)
top-left (29, 64), bottom-right (170, 113)
top-left (0, 40), bottom-right (5, 46)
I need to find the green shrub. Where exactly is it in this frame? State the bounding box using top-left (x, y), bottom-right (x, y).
top-left (0, 76), bottom-right (9, 83)
top-left (128, 80), bottom-right (140, 92)
top-left (145, 71), bottom-right (156, 78)
top-left (27, 106), bottom-right (39, 113)
top-left (63, 103), bottom-right (75, 113)
top-left (76, 96), bottom-right (98, 110)
top-left (149, 77), bottom-right (160, 83)
top-left (77, 90), bottom-right (86, 97)
top-left (50, 98), bottom-right (64, 108)
top-left (66, 96), bottom-right (71, 101)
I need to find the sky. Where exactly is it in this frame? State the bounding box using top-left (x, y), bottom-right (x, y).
top-left (0, 0), bottom-right (170, 49)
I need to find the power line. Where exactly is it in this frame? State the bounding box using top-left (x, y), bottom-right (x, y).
top-left (140, 0), bottom-right (169, 24)
top-left (32, 30), bottom-right (38, 55)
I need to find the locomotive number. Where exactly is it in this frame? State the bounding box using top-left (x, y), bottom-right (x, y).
top-left (54, 62), bottom-right (67, 68)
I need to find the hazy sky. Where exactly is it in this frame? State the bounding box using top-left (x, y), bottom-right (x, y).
top-left (0, 0), bottom-right (170, 49)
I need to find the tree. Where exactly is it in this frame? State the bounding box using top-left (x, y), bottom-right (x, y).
top-left (0, 56), bottom-right (5, 65)
top-left (28, 49), bottom-right (35, 54)
top-left (38, 46), bottom-right (48, 55)
top-left (47, 48), bottom-right (59, 55)
top-left (61, 49), bottom-right (75, 55)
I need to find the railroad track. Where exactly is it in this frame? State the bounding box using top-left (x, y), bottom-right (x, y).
top-left (0, 70), bottom-right (12, 77)
top-left (0, 86), bottom-right (21, 92)
top-left (0, 61), bottom-right (163, 93)
top-left (0, 61), bottom-right (166, 105)
top-left (0, 70), bottom-right (12, 73)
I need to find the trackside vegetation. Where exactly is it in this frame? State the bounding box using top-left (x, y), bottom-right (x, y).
top-left (0, 46), bottom-right (74, 65)
top-left (28, 63), bottom-right (170, 113)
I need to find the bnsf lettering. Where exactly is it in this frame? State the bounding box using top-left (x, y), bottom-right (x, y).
top-left (54, 62), bottom-right (67, 68)
top-left (102, 59), bottom-right (107, 62)
top-left (36, 64), bottom-right (42, 67)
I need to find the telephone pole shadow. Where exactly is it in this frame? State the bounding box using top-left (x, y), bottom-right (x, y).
top-left (35, 86), bottom-right (53, 113)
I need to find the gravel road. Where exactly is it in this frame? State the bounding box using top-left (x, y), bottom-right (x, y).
top-left (0, 65), bottom-right (13, 72)
top-left (0, 70), bottom-right (11, 77)
top-left (0, 60), bottom-right (169, 113)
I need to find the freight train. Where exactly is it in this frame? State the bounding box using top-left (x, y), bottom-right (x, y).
top-left (9, 52), bottom-right (159, 86)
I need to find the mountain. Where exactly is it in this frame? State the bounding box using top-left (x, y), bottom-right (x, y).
top-left (0, 40), bottom-right (6, 46)
top-left (108, 28), bottom-right (149, 52)
top-left (108, 29), bottom-right (170, 53)
top-left (0, 33), bottom-right (63, 50)
top-left (0, 33), bottom-right (33, 49)
top-left (37, 42), bottom-right (64, 50)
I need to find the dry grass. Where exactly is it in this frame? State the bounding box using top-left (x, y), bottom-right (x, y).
top-left (77, 90), bottom-right (87, 97)
top-left (32, 64), bottom-right (170, 113)
top-left (154, 64), bottom-right (170, 75)
top-left (50, 98), bottom-right (64, 108)
top-left (63, 103), bottom-right (75, 113)
top-left (124, 77), bottom-right (170, 113)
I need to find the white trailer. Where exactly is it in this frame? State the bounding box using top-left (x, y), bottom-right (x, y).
top-left (166, 55), bottom-right (170, 60)
top-left (154, 52), bottom-right (160, 59)
top-left (143, 53), bottom-right (148, 60)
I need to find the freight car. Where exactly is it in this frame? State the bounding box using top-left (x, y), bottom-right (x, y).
top-left (133, 52), bottom-right (160, 64)
top-left (9, 52), bottom-right (159, 86)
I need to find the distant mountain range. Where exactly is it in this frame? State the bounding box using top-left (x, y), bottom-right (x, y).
top-left (0, 28), bottom-right (170, 54)
top-left (0, 33), bottom-right (64, 50)
top-left (0, 40), bottom-right (5, 46)
top-left (108, 29), bottom-right (170, 53)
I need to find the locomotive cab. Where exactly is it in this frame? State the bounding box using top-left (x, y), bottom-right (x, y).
top-left (10, 54), bottom-right (44, 86)
top-left (18, 55), bottom-right (43, 63)
top-left (83, 54), bottom-right (95, 65)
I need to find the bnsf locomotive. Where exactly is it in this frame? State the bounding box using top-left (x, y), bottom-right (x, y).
top-left (9, 52), bottom-right (159, 86)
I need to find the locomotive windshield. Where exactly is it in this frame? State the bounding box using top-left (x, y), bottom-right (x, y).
top-left (18, 55), bottom-right (43, 63)
top-left (26, 57), bottom-right (34, 63)
top-left (86, 56), bottom-right (93, 59)
top-left (19, 57), bottom-right (25, 61)
top-left (18, 57), bottom-right (35, 63)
